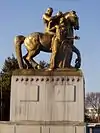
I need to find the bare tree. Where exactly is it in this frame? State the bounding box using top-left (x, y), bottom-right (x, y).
top-left (85, 92), bottom-right (100, 122)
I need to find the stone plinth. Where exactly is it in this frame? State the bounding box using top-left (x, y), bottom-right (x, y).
top-left (10, 69), bottom-right (85, 122)
top-left (0, 121), bottom-right (87, 133)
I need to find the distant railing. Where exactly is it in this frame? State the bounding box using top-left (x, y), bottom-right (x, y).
top-left (87, 123), bottom-right (100, 133)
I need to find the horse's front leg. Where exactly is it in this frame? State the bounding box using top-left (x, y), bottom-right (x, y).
top-left (25, 50), bottom-right (41, 69)
top-left (23, 53), bottom-right (33, 69)
top-left (72, 45), bottom-right (81, 68)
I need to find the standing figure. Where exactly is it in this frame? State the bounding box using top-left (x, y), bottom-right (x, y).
top-left (48, 14), bottom-right (68, 70)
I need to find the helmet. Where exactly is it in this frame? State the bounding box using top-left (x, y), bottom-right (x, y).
top-left (46, 7), bottom-right (53, 14)
top-left (71, 10), bottom-right (76, 14)
top-left (57, 11), bottom-right (63, 16)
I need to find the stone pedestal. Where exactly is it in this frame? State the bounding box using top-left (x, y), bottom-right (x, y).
top-left (9, 69), bottom-right (86, 133)
top-left (0, 121), bottom-right (87, 133)
top-left (10, 69), bottom-right (85, 122)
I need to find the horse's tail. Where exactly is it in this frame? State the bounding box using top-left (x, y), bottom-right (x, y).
top-left (14, 35), bottom-right (25, 69)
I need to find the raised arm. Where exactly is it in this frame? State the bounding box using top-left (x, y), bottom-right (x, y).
top-left (42, 14), bottom-right (51, 21)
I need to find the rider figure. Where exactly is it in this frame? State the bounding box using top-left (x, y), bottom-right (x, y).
top-left (42, 8), bottom-right (62, 35)
top-left (42, 7), bottom-right (54, 34)
top-left (43, 9), bottom-right (69, 70)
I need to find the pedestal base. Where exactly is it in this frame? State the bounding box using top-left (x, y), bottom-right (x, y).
top-left (10, 69), bottom-right (85, 122)
top-left (0, 121), bottom-right (87, 133)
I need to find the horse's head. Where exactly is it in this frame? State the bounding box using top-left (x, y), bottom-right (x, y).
top-left (65, 10), bottom-right (79, 30)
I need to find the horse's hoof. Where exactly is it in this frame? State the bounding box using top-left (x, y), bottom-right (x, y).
top-left (46, 67), bottom-right (55, 71)
top-left (75, 63), bottom-right (81, 69)
top-left (48, 68), bottom-right (53, 71)
top-left (37, 65), bottom-right (42, 69)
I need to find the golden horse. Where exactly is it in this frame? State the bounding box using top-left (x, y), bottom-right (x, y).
top-left (14, 11), bottom-right (81, 69)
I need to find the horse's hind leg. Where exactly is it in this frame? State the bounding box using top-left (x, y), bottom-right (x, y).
top-left (23, 53), bottom-right (33, 69)
top-left (72, 45), bottom-right (81, 68)
top-left (25, 50), bottom-right (40, 69)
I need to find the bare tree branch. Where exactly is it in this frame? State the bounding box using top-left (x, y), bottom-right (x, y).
top-left (85, 92), bottom-right (100, 118)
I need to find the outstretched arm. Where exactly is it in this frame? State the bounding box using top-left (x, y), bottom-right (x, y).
top-left (49, 26), bottom-right (56, 31)
top-left (42, 14), bottom-right (51, 21)
top-left (48, 21), bottom-right (56, 31)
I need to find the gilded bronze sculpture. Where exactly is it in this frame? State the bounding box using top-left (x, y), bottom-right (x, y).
top-left (14, 8), bottom-right (81, 70)
top-left (42, 7), bottom-right (54, 34)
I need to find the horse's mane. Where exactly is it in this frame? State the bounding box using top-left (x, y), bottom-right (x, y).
top-left (49, 11), bottom-right (74, 29)
top-left (64, 11), bottom-right (72, 19)
top-left (64, 11), bottom-right (70, 16)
